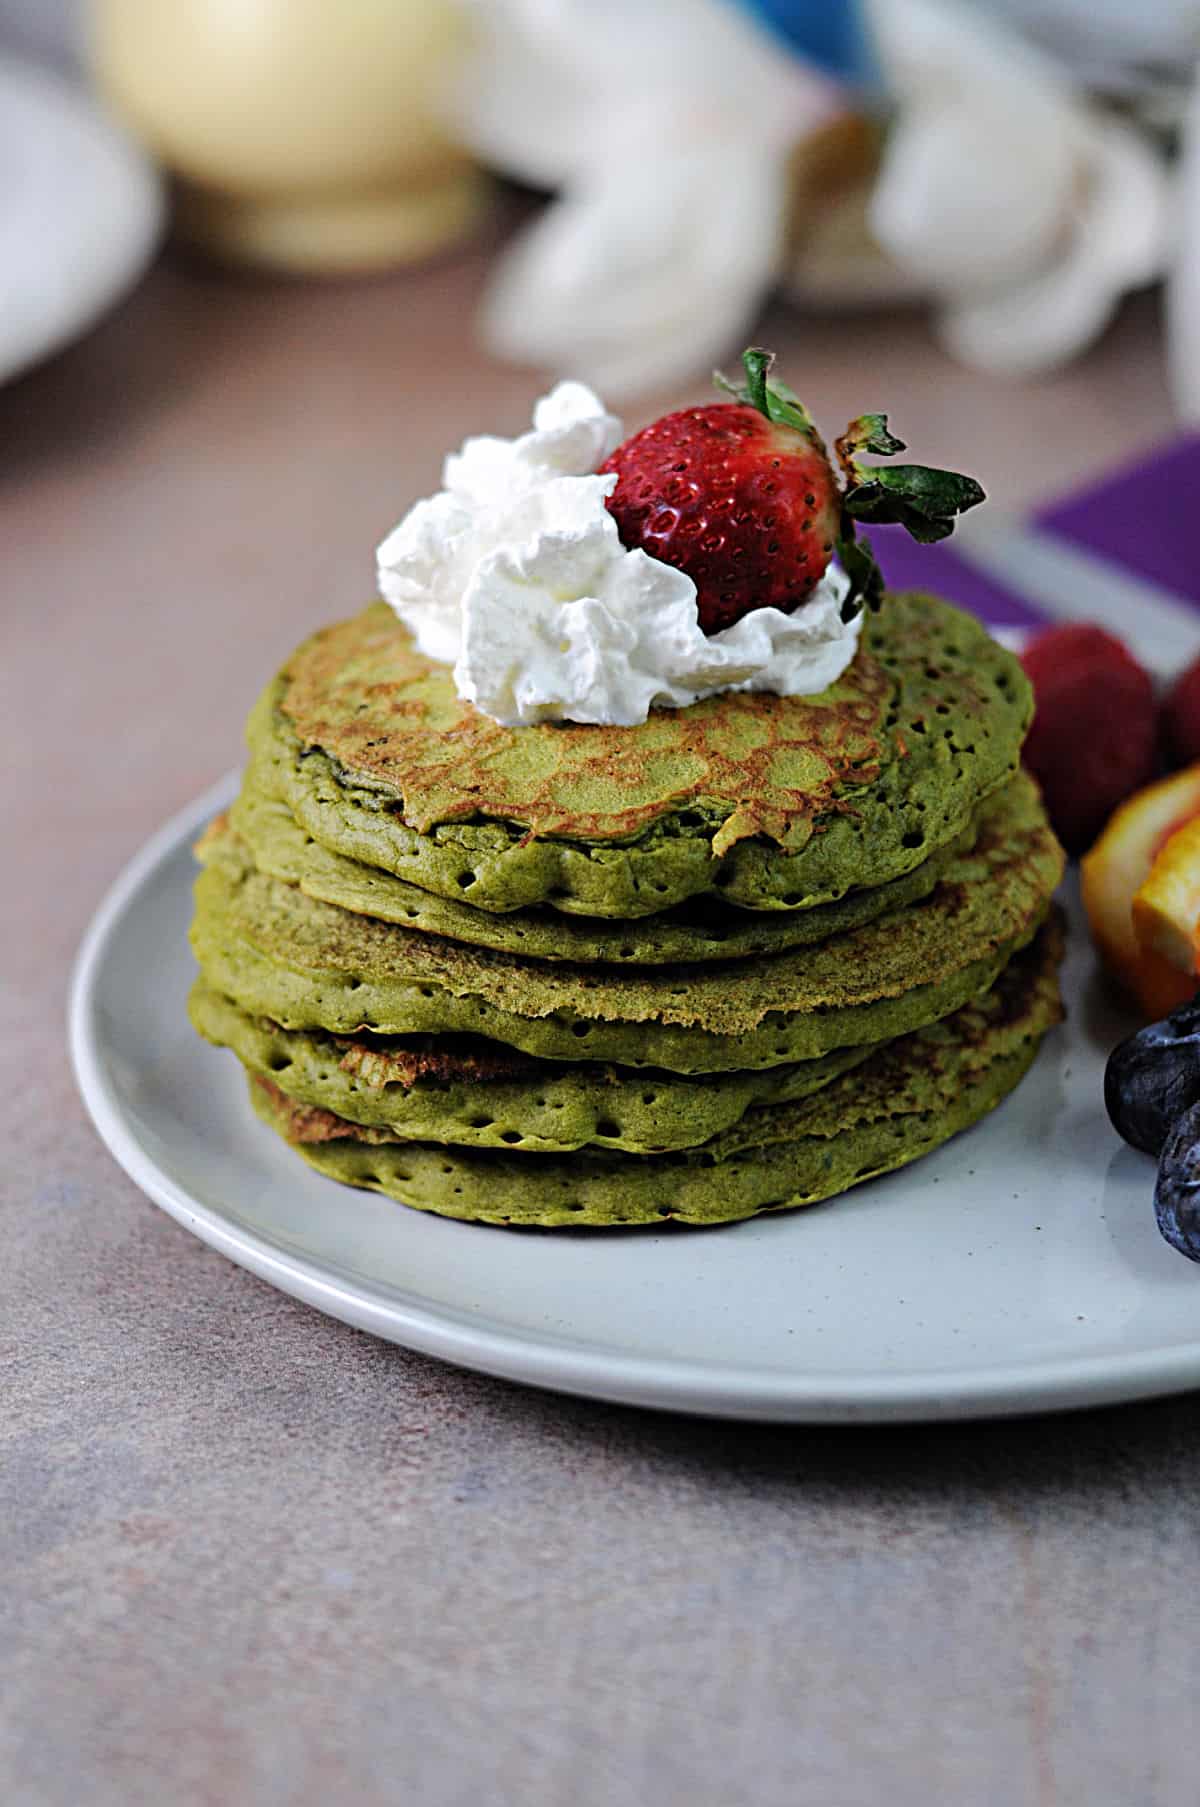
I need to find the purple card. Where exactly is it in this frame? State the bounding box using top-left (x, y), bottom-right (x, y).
top-left (869, 435), bottom-right (1200, 638)
top-left (1036, 435), bottom-right (1200, 610)
top-left (870, 529), bottom-right (1048, 632)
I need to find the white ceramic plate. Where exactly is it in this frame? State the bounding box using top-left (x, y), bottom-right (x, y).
top-left (70, 774), bottom-right (1200, 1423)
top-left (1, 57), bottom-right (163, 385)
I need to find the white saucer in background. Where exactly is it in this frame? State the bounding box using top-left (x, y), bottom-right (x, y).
top-left (0, 54), bottom-right (163, 384)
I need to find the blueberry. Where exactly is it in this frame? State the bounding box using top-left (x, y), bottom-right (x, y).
top-left (1104, 995), bottom-right (1200, 1156)
top-left (1155, 1098), bottom-right (1200, 1262)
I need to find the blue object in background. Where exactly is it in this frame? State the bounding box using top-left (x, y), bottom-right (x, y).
top-left (736, 0), bottom-right (883, 90)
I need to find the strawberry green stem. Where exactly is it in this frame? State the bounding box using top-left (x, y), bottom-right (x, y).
top-left (717, 347), bottom-right (818, 440)
top-left (740, 348), bottom-right (772, 417)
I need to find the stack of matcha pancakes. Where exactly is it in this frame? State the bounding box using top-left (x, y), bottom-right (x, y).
top-left (190, 591), bottom-right (1065, 1229)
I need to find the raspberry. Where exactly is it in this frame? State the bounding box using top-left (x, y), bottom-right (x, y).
top-left (1163, 654), bottom-right (1200, 768)
top-left (1021, 623), bottom-right (1156, 855)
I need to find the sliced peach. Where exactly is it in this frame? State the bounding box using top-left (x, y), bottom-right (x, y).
top-left (1120, 945), bottom-right (1198, 1021)
top-left (1081, 764), bottom-right (1200, 1017)
top-left (1133, 816), bottom-right (1200, 973)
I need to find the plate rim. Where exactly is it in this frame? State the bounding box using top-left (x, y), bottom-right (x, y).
top-left (69, 775), bottom-right (1200, 1424)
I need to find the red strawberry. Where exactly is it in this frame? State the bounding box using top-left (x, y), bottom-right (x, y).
top-left (1163, 653), bottom-right (1200, 768)
top-left (600, 347), bottom-right (985, 634)
top-left (1020, 623), bottom-right (1157, 855)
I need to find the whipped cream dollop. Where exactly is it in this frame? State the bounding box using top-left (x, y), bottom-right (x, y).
top-left (376, 383), bottom-right (860, 728)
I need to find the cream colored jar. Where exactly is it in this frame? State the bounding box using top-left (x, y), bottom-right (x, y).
top-left (91, 0), bottom-right (487, 272)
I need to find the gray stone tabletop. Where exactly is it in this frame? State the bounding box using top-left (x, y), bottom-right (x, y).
top-left (4, 251), bottom-right (1198, 1806)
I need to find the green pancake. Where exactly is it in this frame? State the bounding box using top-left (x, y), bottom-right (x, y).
top-left (189, 979), bottom-right (875, 1153)
top-left (230, 764), bottom-right (976, 966)
top-left (251, 591), bottom-right (1031, 918)
top-left (248, 917), bottom-right (1065, 1228)
top-left (190, 770), bottom-right (1062, 1075)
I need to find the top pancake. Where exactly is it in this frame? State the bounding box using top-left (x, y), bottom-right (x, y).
top-left (229, 769), bottom-right (975, 966)
top-left (254, 590), bottom-right (1031, 919)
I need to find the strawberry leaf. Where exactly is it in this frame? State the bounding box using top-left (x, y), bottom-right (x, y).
top-left (835, 413), bottom-right (985, 544)
top-left (838, 413), bottom-right (906, 460)
top-left (843, 465), bottom-right (986, 539)
top-left (835, 527), bottom-right (885, 621)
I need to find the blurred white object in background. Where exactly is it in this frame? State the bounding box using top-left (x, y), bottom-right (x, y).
top-left (0, 53), bottom-right (162, 383)
top-left (867, 0), bottom-right (1173, 378)
top-left (450, 0), bottom-right (842, 397)
top-left (979, 0), bottom-right (1197, 117)
top-left (1169, 73), bottom-right (1200, 424)
top-left (0, 0), bottom-right (81, 73)
top-left (453, 0), bottom-right (1176, 400)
